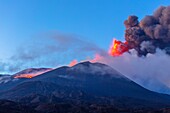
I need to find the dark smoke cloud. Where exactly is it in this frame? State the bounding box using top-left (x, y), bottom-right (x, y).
top-left (91, 6), bottom-right (170, 94)
top-left (124, 6), bottom-right (170, 56)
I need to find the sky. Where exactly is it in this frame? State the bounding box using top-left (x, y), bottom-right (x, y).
top-left (0, 0), bottom-right (170, 70)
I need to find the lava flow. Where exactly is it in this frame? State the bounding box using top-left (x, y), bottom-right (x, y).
top-left (109, 39), bottom-right (129, 56)
top-left (13, 68), bottom-right (53, 79)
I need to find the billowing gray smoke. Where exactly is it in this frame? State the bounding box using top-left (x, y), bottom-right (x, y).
top-left (124, 6), bottom-right (170, 56)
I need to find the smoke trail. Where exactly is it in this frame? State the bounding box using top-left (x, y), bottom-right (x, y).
top-left (0, 32), bottom-right (103, 73)
top-left (91, 49), bottom-right (170, 94)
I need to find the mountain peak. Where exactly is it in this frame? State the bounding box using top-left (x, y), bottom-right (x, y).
top-left (73, 61), bottom-right (91, 67)
top-left (70, 61), bottom-right (125, 78)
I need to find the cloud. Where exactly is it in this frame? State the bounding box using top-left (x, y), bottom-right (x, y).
top-left (1, 31), bottom-right (103, 73)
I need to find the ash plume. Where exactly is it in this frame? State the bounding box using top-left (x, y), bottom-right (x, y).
top-left (94, 5), bottom-right (170, 93)
top-left (124, 6), bottom-right (170, 56)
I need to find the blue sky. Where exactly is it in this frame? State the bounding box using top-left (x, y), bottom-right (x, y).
top-left (0, 0), bottom-right (169, 64)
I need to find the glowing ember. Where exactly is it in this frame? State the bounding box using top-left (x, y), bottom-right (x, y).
top-left (69, 59), bottom-right (78, 67)
top-left (90, 54), bottom-right (102, 63)
top-left (14, 74), bottom-right (34, 79)
top-left (109, 39), bottom-right (129, 56)
top-left (14, 68), bottom-right (53, 79)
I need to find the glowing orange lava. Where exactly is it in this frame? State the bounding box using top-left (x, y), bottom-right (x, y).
top-left (109, 39), bottom-right (129, 56)
top-left (14, 69), bottom-right (53, 79)
top-left (69, 59), bottom-right (78, 67)
top-left (14, 74), bottom-right (34, 79)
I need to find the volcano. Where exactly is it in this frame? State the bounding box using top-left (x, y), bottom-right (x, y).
top-left (0, 62), bottom-right (169, 112)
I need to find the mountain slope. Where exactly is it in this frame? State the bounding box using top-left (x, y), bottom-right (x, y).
top-left (0, 61), bottom-right (170, 109)
top-left (13, 68), bottom-right (53, 78)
